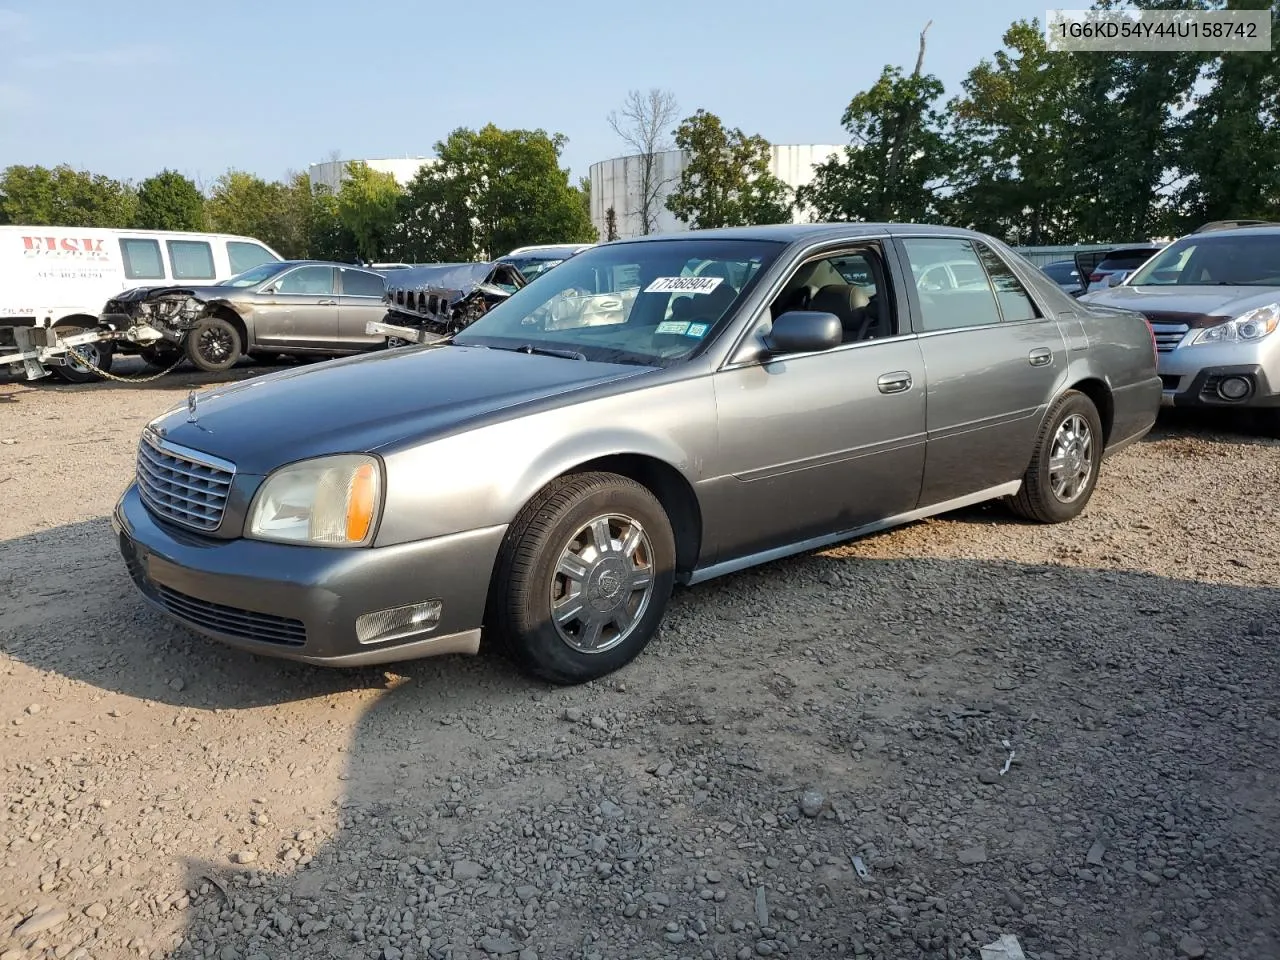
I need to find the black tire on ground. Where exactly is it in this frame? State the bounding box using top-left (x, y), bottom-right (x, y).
top-left (1008, 389), bottom-right (1105, 523)
top-left (51, 326), bottom-right (113, 383)
top-left (139, 344), bottom-right (183, 371)
top-left (184, 315), bottom-right (242, 373)
top-left (486, 471), bottom-right (677, 685)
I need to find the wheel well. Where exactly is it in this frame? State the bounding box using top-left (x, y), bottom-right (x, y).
top-left (1069, 377), bottom-right (1114, 444)
top-left (560, 454), bottom-right (703, 578)
top-left (52, 313), bottom-right (103, 330)
top-left (208, 304), bottom-right (248, 348)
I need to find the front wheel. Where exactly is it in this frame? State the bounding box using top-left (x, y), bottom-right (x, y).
top-left (1008, 389), bottom-right (1104, 523)
top-left (184, 315), bottom-right (242, 373)
top-left (487, 472), bottom-right (676, 685)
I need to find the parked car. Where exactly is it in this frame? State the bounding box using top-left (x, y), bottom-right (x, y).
top-left (0, 225), bottom-right (281, 381)
top-left (1039, 258), bottom-right (1085, 296)
top-left (1074, 244), bottom-right (1165, 294)
top-left (100, 260), bottom-right (390, 372)
top-left (1079, 223), bottom-right (1280, 428)
top-left (498, 243), bottom-right (595, 282)
top-left (113, 223), bottom-right (1161, 684)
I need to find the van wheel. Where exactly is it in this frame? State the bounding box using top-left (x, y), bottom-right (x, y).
top-left (185, 316), bottom-right (241, 373)
top-left (1008, 389), bottom-right (1104, 523)
top-left (487, 472), bottom-right (676, 685)
top-left (52, 326), bottom-right (113, 383)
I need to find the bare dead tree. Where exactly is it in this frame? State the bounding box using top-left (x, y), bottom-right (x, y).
top-left (607, 88), bottom-right (680, 234)
top-left (884, 21), bottom-right (932, 196)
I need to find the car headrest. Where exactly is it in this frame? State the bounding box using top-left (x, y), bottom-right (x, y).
top-left (809, 283), bottom-right (869, 319)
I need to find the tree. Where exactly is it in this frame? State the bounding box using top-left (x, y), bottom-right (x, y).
top-left (605, 206), bottom-right (619, 241)
top-left (665, 110), bottom-right (794, 229)
top-left (944, 20), bottom-right (1085, 245)
top-left (204, 170), bottom-right (287, 247)
top-left (337, 161), bottom-right (402, 262)
top-left (134, 169), bottom-right (205, 231)
top-left (396, 124), bottom-right (598, 262)
top-left (797, 23), bottom-right (952, 223)
top-left (0, 164), bottom-right (137, 227)
top-left (1173, 0), bottom-right (1280, 228)
top-left (575, 174), bottom-right (593, 229)
top-left (608, 88), bottom-right (680, 234)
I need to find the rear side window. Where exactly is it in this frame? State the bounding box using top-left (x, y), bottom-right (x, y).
top-left (340, 268), bottom-right (385, 298)
top-left (974, 242), bottom-right (1040, 322)
top-left (167, 240), bottom-right (215, 280)
top-left (120, 238), bottom-right (164, 280)
top-left (900, 238), bottom-right (1002, 332)
top-left (227, 240), bottom-right (278, 274)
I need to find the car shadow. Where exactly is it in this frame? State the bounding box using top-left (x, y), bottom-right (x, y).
top-left (2, 514), bottom-right (1279, 959)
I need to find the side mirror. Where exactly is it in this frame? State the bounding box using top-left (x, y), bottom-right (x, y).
top-left (765, 310), bottom-right (842, 355)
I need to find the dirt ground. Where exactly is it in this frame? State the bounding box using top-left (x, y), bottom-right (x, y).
top-left (1, 360), bottom-right (1278, 960)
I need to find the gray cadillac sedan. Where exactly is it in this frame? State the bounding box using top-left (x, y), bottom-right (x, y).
top-left (113, 224), bottom-right (1162, 684)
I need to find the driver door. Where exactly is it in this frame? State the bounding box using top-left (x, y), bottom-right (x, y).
top-left (253, 265), bottom-right (341, 349)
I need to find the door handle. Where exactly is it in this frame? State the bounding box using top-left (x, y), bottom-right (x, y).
top-left (318, 299), bottom-right (337, 305)
top-left (877, 371), bottom-right (912, 394)
top-left (1028, 347), bottom-right (1052, 366)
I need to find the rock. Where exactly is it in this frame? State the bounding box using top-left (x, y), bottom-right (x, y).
top-left (296, 829), bottom-right (314, 842)
top-left (515, 885), bottom-right (539, 901)
top-left (230, 850), bottom-right (257, 864)
top-left (1, 950), bottom-right (23, 960)
top-left (959, 845), bottom-right (988, 865)
top-left (1140, 870), bottom-right (1162, 886)
top-left (479, 936), bottom-right (521, 955)
top-left (453, 860), bottom-right (485, 880)
top-left (519, 951), bottom-right (539, 960)
top-left (563, 708), bottom-right (584, 723)
top-left (1086, 839), bottom-right (1106, 866)
top-left (599, 800), bottom-right (623, 819)
top-left (169, 678), bottom-right (185, 692)
top-left (15, 904), bottom-right (69, 935)
top-left (1178, 935), bottom-right (1207, 959)
top-left (84, 902), bottom-right (109, 920)
top-left (800, 790), bottom-right (825, 817)
top-left (978, 771), bottom-right (1001, 785)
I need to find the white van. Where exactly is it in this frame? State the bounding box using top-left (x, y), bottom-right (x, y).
top-left (0, 225), bottom-right (282, 380)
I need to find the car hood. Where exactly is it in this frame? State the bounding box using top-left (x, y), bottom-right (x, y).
top-left (146, 344), bottom-right (652, 474)
top-left (1080, 284), bottom-right (1280, 324)
top-left (108, 284), bottom-right (239, 303)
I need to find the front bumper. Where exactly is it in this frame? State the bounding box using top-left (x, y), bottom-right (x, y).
top-left (1158, 362), bottom-right (1280, 409)
top-left (112, 483), bottom-right (507, 666)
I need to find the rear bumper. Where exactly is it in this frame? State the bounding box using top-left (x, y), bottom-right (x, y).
top-left (112, 483), bottom-right (506, 666)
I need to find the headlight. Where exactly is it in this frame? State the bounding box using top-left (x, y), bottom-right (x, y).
top-left (1192, 303), bottom-right (1279, 345)
top-left (246, 454), bottom-right (382, 546)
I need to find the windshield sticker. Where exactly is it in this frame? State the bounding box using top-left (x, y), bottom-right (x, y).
top-left (655, 320), bottom-right (690, 335)
top-left (685, 322), bottom-right (709, 338)
top-left (645, 276), bottom-right (725, 295)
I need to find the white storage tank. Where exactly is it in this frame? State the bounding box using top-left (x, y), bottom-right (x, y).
top-left (308, 156), bottom-right (436, 192)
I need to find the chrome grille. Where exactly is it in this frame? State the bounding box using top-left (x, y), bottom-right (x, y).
top-left (1149, 322), bottom-right (1189, 352)
top-left (136, 433), bottom-right (235, 532)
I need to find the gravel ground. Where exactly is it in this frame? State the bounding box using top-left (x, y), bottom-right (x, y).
top-left (1, 361), bottom-right (1278, 960)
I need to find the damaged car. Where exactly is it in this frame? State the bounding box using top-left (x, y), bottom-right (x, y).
top-left (372, 261), bottom-right (530, 347)
top-left (100, 260), bottom-right (391, 372)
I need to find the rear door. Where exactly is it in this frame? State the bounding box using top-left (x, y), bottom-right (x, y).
top-left (253, 265), bottom-right (340, 349)
top-left (895, 235), bottom-right (1067, 508)
top-left (336, 267), bottom-right (388, 347)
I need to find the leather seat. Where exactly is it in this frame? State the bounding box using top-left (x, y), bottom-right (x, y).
top-left (809, 283), bottom-right (873, 342)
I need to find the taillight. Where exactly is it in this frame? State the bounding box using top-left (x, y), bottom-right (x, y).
top-left (1090, 272), bottom-right (1103, 282)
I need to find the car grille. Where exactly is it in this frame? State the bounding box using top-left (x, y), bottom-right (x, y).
top-left (1148, 322), bottom-right (1189, 353)
top-left (136, 433), bottom-right (235, 532)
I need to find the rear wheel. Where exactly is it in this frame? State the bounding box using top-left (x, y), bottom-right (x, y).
top-left (1009, 389), bottom-right (1104, 523)
top-left (52, 325), bottom-right (113, 383)
top-left (487, 472), bottom-right (676, 685)
top-left (185, 315), bottom-right (241, 373)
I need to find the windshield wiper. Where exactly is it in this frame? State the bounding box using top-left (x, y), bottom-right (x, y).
top-left (490, 343), bottom-right (588, 361)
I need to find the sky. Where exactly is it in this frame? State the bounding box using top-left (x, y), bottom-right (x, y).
top-left (0, 0), bottom-right (1047, 190)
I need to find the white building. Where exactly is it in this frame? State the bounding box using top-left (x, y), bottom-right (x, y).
top-left (308, 156), bottom-right (436, 192)
top-left (589, 144), bottom-right (842, 239)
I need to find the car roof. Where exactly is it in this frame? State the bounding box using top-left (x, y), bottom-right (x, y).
top-left (606, 222), bottom-right (991, 246)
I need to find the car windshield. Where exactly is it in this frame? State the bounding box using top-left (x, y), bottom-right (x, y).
top-left (502, 256), bottom-right (567, 281)
top-left (452, 238), bottom-right (784, 366)
top-left (217, 262), bottom-right (288, 287)
top-left (1127, 233), bottom-right (1280, 287)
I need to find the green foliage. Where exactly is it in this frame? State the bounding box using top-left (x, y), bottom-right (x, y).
top-left (665, 109), bottom-right (793, 229)
top-left (605, 206), bottom-right (619, 242)
top-left (396, 124), bottom-right (598, 262)
top-left (0, 164), bottom-right (137, 227)
top-left (798, 60), bottom-right (952, 223)
top-left (337, 161), bottom-right (402, 261)
top-left (134, 169), bottom-right (205, 231)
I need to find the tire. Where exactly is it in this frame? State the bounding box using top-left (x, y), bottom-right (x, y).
top-left (139, 344), bottom-right (183, 371)
top-left (51, 326), bottom-right (113, 383)
top-left (184, 315), bottom-right (242, 373)
top-left (487, 472), bottom-right (677, 685)
top-left (1008, 389), bottom-right (1104, 523)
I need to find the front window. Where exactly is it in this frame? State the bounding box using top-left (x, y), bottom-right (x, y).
top-left (452, 239), bottom-right (784, 366)
top-left (1127, 234), bottom-right (1280, 287)
top-left (217, 262), bottom-right (287, 288)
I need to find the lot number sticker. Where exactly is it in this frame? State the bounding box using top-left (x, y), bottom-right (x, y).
top-left (655, 320), bottom-right (690, 335)
top-left (645, 276), bottom-right (724, 294)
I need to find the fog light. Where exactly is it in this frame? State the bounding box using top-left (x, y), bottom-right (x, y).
top-left (356, 600), bottom-right (442, 645)
top-left (1218, 376), bottom-right (1250, 400)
